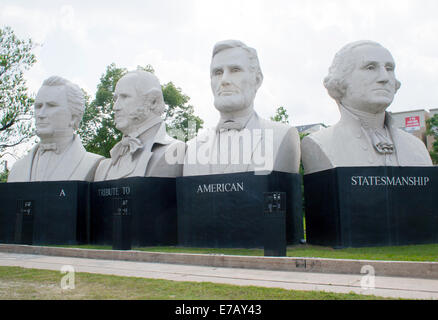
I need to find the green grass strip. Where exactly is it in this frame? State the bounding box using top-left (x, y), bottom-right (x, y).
top-left (50, 243), bottom-right (438, 262)
top-left (0, 266), bottom-right (393, 300)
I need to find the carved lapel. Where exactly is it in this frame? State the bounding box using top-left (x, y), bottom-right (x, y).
top-left (21, 145), bottom-right (39, 181)
top-left (49, 136), bottom-right (85, 180)
top-left (132, 149), bottom-right (153, 177)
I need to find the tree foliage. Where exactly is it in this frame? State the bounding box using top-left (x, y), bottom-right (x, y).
top-left (78, 63), bottom-right (203, 158)
top-left (0, 165), bottom-right (8, 182)
top-left (78, 63), bottom-right (126, 158)
top-left (163, 82), bottom-right (203, 142)
top-left (426, 113), bottom-right (438, 164)
top-left (0, 26), bottom-right (36, 156)
top-left (270, 106), bottom-right (289, 124)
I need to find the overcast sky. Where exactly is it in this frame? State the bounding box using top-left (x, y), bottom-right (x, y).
top-left (2, 0), bottom-right (438, 131)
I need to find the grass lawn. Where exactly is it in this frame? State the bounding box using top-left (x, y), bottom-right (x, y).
top-left (0, 266), bottom-right (392, 300)
top-left (53, 243), bottom-right (438, 262)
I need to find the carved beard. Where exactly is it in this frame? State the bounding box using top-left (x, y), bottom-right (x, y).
top-left (129, 106), bottom-right (151, 124)
top-left (214, 90), bottom-right (256, 113)
top-left (116, 106), bottom-right (153, 134)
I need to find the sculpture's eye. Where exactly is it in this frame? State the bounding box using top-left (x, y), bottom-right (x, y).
top-left (385, 65), bottom-right (394, 72)
top-left (214, 69), bottom-right (223, 76)
top-left (35, 103), bottom-right (42, 109)
top-left (365, 64), bottom-right (375, 71)
top-left (231, 67), bottom-right (241, 72)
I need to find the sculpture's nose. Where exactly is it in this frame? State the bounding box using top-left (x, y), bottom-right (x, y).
top-left (377, 66), bottom-right (390, 84)
top-left (37, 105), bottom-right (47, 118)
top-left (220, 69), bottom-right (232, 87)
top-left (113, 98), bottom-right (122, 111)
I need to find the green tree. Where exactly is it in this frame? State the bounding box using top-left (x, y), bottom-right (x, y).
top-left (426, 113), bottom-right (438, 164)
top-left (0, 26), bottom-right (36, 156)
top-left (271, 110), bottom-right (308, 234)
top-left (163, 82), bottom-right (203, 142)
top-left (78, 63), bottom-right (203, 157)
top-left (0, 163), bottom-right (9, 182)
top-left (270, 106), bottom-right (289, 124)
top-left (298, 133), bottom-right (309, 174)
top-left (78, 63), bottom-right (126, 158)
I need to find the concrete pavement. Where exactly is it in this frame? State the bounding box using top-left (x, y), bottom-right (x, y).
top-left (0, 252), bottom-right (438, 299)
top-left (1, 244), bottom-right (437, 279)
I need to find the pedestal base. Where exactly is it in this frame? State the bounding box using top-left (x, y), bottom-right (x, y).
top-left (0, 181), bottom-right (89, 245)
top-left (304, 167), bottom-right (438, 248)
top-left (177, 171), bottom-right (303, 248)
top-left (90, 177), bottom-right (177, 247)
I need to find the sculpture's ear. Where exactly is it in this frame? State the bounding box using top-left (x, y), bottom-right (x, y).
top-left (325, 76), bottom-right (346, 104)
top-left (395, 79), bottom-right (401, 93)
top-left (255, 72), bottom-right (263, 91)
top-left (144, 89), bottom-right (163, 112)
top-left (70, 114), bottom-right (80, 131)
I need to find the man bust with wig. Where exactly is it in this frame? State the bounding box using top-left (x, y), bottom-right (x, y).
top-left (301, 40), bottom-right (432, 174)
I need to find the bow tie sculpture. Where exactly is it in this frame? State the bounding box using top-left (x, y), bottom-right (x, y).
top-left (375, 141), bottom-right (395, 154)
top-left (217, 120), bottom-right (244, 132)
top-left (110, 136), bottom-right (144, 164)
top-left (367, 129), bottom-right (395, 154)
top-left (39, 143), bottom-right (58, 153)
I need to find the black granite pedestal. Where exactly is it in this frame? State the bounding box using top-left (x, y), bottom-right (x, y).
top-left (90, 177), bottom-right (178, 247)
top-left (304, 166), bottom-right (438, 248)
top-left (177, 171), bottom-right (303, 248)
top-left (263, 192), bottom-right (287, 256)
top-left (0, 181), bottom-right (89, 245)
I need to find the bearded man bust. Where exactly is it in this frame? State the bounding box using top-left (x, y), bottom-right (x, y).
top-left (183, 39), bottom-right (300, 176)
top-left (94, 70), bottom-right (185, 181)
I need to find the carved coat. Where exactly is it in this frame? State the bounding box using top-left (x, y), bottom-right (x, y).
top-left (8, 135), bottom-right (103, 182)
top-left (94, 122), bottom-right (185, 181)
top-left (301, 108), bottom-right (433, 174)
top-left (183, 112), bottom-right (300, 176)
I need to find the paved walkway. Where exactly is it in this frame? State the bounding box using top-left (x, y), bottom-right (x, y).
top-left (0, 252), bottom-right (438, 299)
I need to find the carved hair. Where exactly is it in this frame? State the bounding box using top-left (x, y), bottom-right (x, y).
top-left (42, 76), bottom-right (85, 130)
top-left (324, 40), bottom-right (401, 103)
top-left (211, 39), bottom-right (264, 86)
top-left (124, 70), bottom-right (165, 116)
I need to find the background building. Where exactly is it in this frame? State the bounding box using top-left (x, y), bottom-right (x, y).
top-left (426, 108), bottom-right (438, 152)
top-left (298, 109), bottom-right (436, 153)
top-left (296, 123), bottom-right (327, 135)
top-left (389, 108), bottom-right (436, 151)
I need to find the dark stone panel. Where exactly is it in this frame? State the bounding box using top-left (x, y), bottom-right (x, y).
top-left (0, 181), bottom-right (88, 245)
top-left (177, 171), bottom-right (303, 248)
top-left (304, 167), bottom-right (438, 248)
top-left (263, 192), bottom-right (287, 256)
top-left (90, 177), bottom-right (177, 247)
top-left (303, 169), bottom-right (341, 247)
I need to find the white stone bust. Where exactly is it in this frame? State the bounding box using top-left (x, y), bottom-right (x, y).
top-left (94, 70), bottom-right (185, 181)
top-left (8, 76), bottom-right (104, 182)
top-left (301, 40), bottom-right (433, 174)
top-left (183, 39), bottom-right (300, 176)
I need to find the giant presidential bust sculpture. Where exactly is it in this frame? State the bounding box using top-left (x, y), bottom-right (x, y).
top-left (301, 40), bottom-right (433, 174)
top-left (8, 76), bottom-right (104, 182)
top-left (94, 70), bottom-right (185, 181)
top-left (183, 40), bottom-right (300, 175)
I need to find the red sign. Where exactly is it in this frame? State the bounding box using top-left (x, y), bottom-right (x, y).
top-left (405, 116), bottom-right (420, 129)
